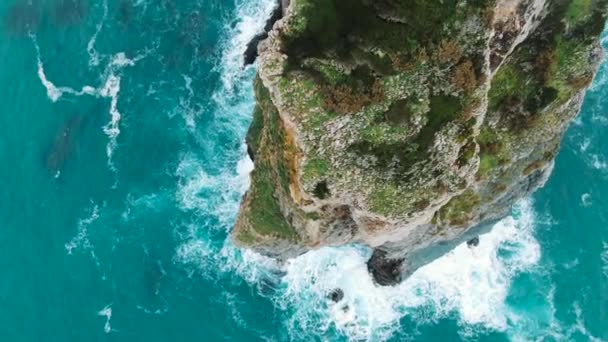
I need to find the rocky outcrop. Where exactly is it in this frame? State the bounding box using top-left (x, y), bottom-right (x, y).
top-left (233, 0), bottom-right (608, 285)
top-left (243, 0), bottom-right (289, 66)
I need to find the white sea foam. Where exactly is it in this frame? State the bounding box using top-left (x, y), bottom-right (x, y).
top-left (36, 59), bottom-right (63, 102)
top-left (97, 304), bottom-right (113, 333)
top-left (602, 242), bottom-right (608, 279)
top-left (170, 0), bottom-right (264, 233)
top-left (581, 193), bottom-right (593, 207)
top-left (32, 34), bottom-right (145, 171)
top-left (260, 201), bottom-right (540, 341)
top-left (175, 197), bottom-right (542, 341)
top-left (533, 293), bottom-right (606, 342)
top-left (579, 137), bottom-right (591, 152)
top-left (222, 292), bottom-right (248, 329)
top-left (176, 200), bottom-right (540, 341)
top-left (87, 0), bottom-right (109, 67)
top-left (590, 154), bottom-right (608, 170)
top-left (100, 72), bottom-right (126, 171)
top-left (65, 204), bottom-right (100, 254)
top-left (121, 192), bottom-right (165, 221)
top-left (571, 302), bottom-right (603, 342)
top-left (175, 151), bottom-right (252, 226)
top-left (591, 109), bottom-right (608, 125)
top-left (218, 0), bottom-right (278, 91)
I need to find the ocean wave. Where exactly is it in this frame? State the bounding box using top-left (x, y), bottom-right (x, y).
top-left (177, 197), bottom-right (543, 341)
top-left (175, 151), bottom-right (253, 225)
top-left (173, 0), bottom-right (267, 225)
top-left (256, 201), bottom-right (540, 341)
top-left (217, 0), bottom-right (278, 92)
top-left (172, 0), bottom-right (273, 292)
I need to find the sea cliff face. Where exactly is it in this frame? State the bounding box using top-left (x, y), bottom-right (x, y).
top-left (233, 0), bottom-right (608, 285)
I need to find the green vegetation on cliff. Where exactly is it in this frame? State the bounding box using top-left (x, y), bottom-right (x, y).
top-left (236, 78), bottom-right (299, 242)
top-left (234, 0), bottom-right (608, 259)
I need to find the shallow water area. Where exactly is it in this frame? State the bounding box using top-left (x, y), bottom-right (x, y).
top-left (0, 0), bottom-right (607, 341)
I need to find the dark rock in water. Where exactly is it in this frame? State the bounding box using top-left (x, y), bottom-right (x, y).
top-left (467, 237), bottom-right (480, 248)
top-left (46, 115), bottom-right (83, 178)
top-left (243, 0), bottom-right (284, 66)
top-left (144, 257), bottom-right (166, 297)
top-left (54, 0), bottom-right (88, 26)
top-left (246, 143), bottom-right (256, 162)
top-left (4, 2), bottom-right (41, 35)
top-left (243, 35), bottom-right (265, 66)
top-left (367, 250), bottom-right (403, 286)
top-left (328, 288), bottom-right (344, 302)
top-left (118, 0), bottom-right (132, 26)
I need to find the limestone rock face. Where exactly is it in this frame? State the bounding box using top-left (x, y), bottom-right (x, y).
top-left (233, 0), bottom-right (608, 284)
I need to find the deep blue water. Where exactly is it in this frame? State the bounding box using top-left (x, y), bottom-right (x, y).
top-left (0, 1), bottom-right (606, 341)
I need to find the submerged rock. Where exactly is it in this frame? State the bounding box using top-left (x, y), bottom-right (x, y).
top-left (4, 2), bottom-right (41, 35)
top-left (328, 288), bottom-right (344, 302)
top-left (46, 115), bottom-right (83, 178)
top-left (243, 0), bottom-right (285, 66)
top-left (53, 0), bottom-right (88, 26)
top-left (233, 0), bottom-right (608, 283)
top-left (367, 250), bottom-right (403, 286)
top-left (467, 237), bottom-right (480, 248)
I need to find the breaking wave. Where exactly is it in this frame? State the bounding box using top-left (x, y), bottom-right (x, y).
top-left (270, 201), bottom-right (541, 341)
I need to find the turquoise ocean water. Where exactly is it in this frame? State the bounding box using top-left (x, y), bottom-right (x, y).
top-left (0, 1), bottom-right (606, 341)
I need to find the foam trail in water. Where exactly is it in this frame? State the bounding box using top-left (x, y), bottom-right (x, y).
top-left (32, 35), bottom-right (96, 102)
top-left (87, 0), bottom-right (109, 67)
top-left (571, 302), bottom-right (603, 342)
top-left (65, 204), bottom-right (100, 254)
top-left (581, 193), bottom-right (592, 206)
top-left (602, 242), bottom-right (608, 279)
top-left (32, 34), bottom-right (147, 171)
top-left (97, 304), bottom-right (113, 333)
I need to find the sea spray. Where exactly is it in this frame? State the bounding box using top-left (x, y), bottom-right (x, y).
top-left (270, 201), bottom-right (542, 341)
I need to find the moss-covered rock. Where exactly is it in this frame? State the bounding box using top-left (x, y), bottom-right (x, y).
top-left (233, 0), bottom-right (608, 280)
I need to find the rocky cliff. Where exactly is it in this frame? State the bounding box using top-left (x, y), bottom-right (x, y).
top-left (233, 0), bottom-right (608, 285)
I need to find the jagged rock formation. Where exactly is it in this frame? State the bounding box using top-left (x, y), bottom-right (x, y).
top-left (233, 0), bottom-right (608, 285)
